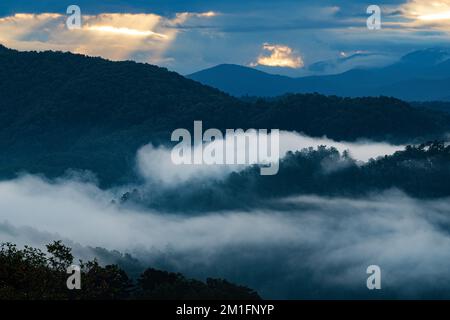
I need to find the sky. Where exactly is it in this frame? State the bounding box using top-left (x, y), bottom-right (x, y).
top-left (1, 0), bottom-right (450, 75)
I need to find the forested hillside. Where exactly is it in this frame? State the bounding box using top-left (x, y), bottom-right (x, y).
top-left (1, 45), bottom-right (449, 186)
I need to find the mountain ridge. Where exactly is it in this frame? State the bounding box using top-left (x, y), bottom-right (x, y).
top-left (188, 48), bottom-right (450, 100)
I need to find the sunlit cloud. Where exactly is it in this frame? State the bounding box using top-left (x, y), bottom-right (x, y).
top-left (85, 25), bottom-right (168, 38)
top-left (197, 11), bottom-right (218, 18)
top-left (0, 12), bottom-right (216, 65)
top-left (418, 11), bottom-right (450, 21)
top-left (169, 11), bottom-right (219, 26)
top-left (251, 43), bottom-right (304, 68)
top-left (402, 0), bottom-right (450, 26)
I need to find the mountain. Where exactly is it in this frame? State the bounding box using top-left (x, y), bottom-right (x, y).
top-left (188, 48), bottom-right (450, 100)
top-left (187, 64), bottom-right (299, 97)
top-left (399, 48), bottom-right (450, 66)
top-left (0, 45), bottom-right (449, 186)
top-left (307, 52), bottom-right (395, 74)
top-left (0, 45), bottom-right (249, 186)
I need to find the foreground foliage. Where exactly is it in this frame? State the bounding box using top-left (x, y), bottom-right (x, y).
top-left (0, 241), bottom-right (260, 300)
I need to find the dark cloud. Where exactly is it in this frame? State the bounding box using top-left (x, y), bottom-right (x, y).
top-left (0, 0), bottom-right (408, 17)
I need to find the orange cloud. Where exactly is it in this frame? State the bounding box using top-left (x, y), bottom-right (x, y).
top-left (402, 0), bottom-right (450, 26)
top-left (0, 12), bottom-right (217, 64)
top-left (251, 43), bottom-right (304, 68)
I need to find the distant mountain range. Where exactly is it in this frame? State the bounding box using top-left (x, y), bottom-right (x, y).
top-left (188, 48), bottom-right (450, 101)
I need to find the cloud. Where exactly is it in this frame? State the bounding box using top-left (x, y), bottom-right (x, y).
top-left (1, 1), bottom-right (450, 76)
top-left (251, 43), bottom-right (304, 68)
top-left (1, 3), bottom-right (448, 76)
top-left (137, 143), bottom-right (243, 186)
top-left (84, 25), bottom-right (168, 39)
top-left (403, 0), bottom-right (450, 19)
top-left (398, 0), bottom-right (450, 30)
top-left (0, 12), bottom-right (215, 64)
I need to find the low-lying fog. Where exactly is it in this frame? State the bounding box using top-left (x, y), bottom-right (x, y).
top-left (3, 133), bottom-right (447, 299)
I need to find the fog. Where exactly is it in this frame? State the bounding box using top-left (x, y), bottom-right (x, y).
top-left (1, 174), bottom-right (450, 299)
top-left (0, 133), bottom-right (441, 299)
top-left (137, 131), bottom-right (403, 185)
